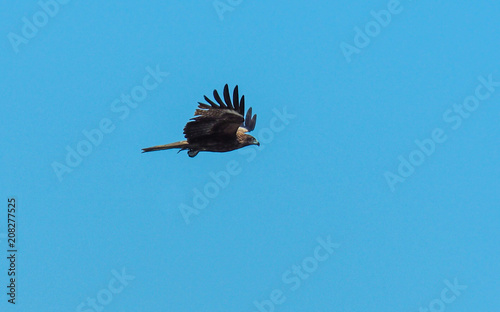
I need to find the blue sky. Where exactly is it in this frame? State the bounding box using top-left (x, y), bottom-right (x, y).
top-left (1, 1), bottom-right (499, 311)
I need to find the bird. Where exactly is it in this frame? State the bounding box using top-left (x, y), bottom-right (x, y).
top-left (142, 84), bottom-right (258, 157)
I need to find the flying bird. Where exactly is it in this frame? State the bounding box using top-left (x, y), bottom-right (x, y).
top-left (142, 84), bottom-right (258, 157)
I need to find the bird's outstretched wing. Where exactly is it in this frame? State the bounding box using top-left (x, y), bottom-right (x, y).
top-left (183, 84), bottom-right (257, 143)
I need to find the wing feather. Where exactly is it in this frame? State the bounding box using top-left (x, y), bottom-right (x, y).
top-left (184, 85), bottom-right (257, 143)
top-left (244, 107), bottom-right (257, 131)
top-left (203, 95), bottom-right (218, 108)
top-left (197, 102), bottom-right (211, 109)
top-left (223, 84), bottom-right (233, 109)
top-left (213, 89), bottom-right (226, 108)
top-left (239, 95), bottom-right (245, 115)
top-left (233, 85), bottom-right (239, 111)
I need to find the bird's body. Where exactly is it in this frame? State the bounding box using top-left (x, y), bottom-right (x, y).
top-left (142, 85), bottom-right (258, 157)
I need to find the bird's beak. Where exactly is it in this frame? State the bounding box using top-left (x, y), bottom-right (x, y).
top-left (256, 141), bottom-right (260, 146)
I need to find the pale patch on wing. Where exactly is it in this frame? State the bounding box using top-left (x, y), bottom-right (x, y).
top-left (237, 126), bottom-right (248, 133)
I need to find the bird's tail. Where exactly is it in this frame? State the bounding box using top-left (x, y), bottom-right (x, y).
top-left (142, 140), bottom-right (189, 153)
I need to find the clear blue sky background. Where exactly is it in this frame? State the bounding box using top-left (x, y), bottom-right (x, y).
top-left (1, 1), bottom-right (499, 311)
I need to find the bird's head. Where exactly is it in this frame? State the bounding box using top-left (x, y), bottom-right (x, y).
top-left (252, 137), bottom-right (260, 146)
top-left (243, 134), bottom-right (260, 146)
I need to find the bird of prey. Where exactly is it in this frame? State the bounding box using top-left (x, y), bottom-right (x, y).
top-left (142, 84), bottom-right (258, 157)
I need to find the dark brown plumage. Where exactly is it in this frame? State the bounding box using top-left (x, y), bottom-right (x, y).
top-left (142, 84), bottom-right (258, 157)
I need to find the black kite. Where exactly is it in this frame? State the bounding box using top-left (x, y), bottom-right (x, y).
top-left (142, 84), bottom-right (258, 157)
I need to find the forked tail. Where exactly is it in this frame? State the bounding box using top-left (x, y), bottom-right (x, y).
top-left (142, 140), bottom-right (189, 153)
